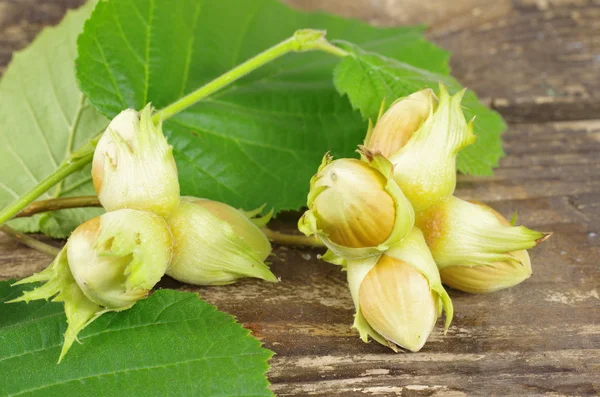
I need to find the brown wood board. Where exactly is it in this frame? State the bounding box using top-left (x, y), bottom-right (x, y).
top-left (0, 1), bottom-right (598, 396)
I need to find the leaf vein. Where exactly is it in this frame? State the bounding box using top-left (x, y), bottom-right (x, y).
top-left (53, 94), bottom-right (88, 198)
top-left (205, 98), bottom-right (323, 120)
top-left (229, 2), bottom-right (263, 67)
top-left (0, 309), bottom-right (64, 330)
top-left (8, 351), bottom-right (268, 397)
top-left (177, 1), bottom-right (203, 99)
top-left (142, 0), bottom-right (155, 105)
top-left (234, 141), bottom-right (283, 183)
top-left (175, 149), bottom-right (244, 200)
top-left (42, 54), bottom-right (71, 128)
top-left (61, 175), bottom-right (93, 196)
top-left (171, 119), bottom-right (302, 159)
top-left (0, 182), bottom-right (20, 199)
top-left (110, 1), bottom-right (146, 66)
top-left (1, 309), bottom-right (229, 365)
top-left (92, 36), bottom-right (127, 109)
top-left (15, 71), bottom-right (59, 168)
top-left (3, 137), bottom-right (41, 187)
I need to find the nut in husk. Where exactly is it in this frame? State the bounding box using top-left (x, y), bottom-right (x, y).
top-left (365, 88), bottom-right (437, 157)
top-left (368, 84), bottom-right (476, 211)
top-left (92, 105), bottom-right (180, 217)
top-left (346, 228), bottom-right (453, 352)
top-left (298, 150), bottom-right (414, 262)
top-left (166, 197), bottom-right (276, 285)
top-left (9, 209), bottom-right (173, 361)
top-left (417, 196), bottom-right (550, 292)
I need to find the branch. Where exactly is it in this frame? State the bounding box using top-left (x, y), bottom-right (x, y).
top-left (16, 196), bottom-right (101, 218)
top-left (262, 228), bottom-right (325, 248)
top-left (0, 225), bottom-right (61, 257)
top-left (14, 196), bottom-right (326, 249)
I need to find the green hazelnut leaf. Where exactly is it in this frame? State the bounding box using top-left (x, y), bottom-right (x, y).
top-left (0, 280), bottom-right (273, 397)
top-left (0, 1), bottom-right (107, 238)
top-left (75, 0), bottom-right (451, 213)
top-left (333, 42), bottom-right (506, 176)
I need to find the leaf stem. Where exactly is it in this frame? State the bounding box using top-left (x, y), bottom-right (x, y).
top-left (0, 153), bottom-right (93, 227)
top-left (312, 40), bottom-right (350, 58)
top-left (262, 228), bottom-right (325, 248)
top-left (1, 225), bottom-right (61, 257)
top-left (152, 29), bottom-right (348, 122)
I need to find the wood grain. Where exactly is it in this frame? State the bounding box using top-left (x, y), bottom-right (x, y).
top-left (0, 1), bottom-right (598, 396)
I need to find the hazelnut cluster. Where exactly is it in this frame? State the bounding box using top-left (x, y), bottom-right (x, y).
top-left (299, 85), bottom-right (549, 351)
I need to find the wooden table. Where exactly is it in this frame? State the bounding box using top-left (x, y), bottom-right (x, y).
top-left (1, 1), bottom-right (598, 395)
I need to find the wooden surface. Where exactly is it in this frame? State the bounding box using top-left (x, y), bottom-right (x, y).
top-left (1, 0), bottom-right (599, 396)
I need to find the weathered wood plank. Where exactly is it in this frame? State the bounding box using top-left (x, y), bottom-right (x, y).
top-left (0, 1), bottom-right (598, 396)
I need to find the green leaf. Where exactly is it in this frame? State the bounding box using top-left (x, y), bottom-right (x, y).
top-left (75, 0), bottom-right (452, 212)
top-left (333, 42), bottom-right (506, 175)
top-left (0, 1), bottom-right (108, 237)
top-left (0, 280), bottom-right (273, 397)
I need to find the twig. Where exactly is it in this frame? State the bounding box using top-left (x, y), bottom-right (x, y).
top-left (16, 196), bottom-right (101, 218)
top-left (15, 196), bottom-right (326, 249)
top-left (262, 228), bottom-right (325, 248)
top-left (5, 196), bottom-right (99, 257)
top-left (0, 225), bottom-right (60, 257)
top-left (0, 153), bottom-right (95, 227)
